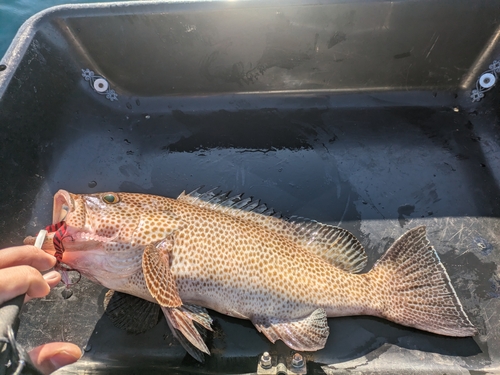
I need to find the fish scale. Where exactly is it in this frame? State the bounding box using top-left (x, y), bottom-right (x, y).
top-left (24, 189), bottom-right (477, 361)
top-left (167, 199), bottom-right (368, 318)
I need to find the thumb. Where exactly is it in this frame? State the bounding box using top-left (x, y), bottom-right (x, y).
top-left (28, 342), bottom-right (81, 375)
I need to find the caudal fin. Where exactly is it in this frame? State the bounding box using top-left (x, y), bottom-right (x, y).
top-left (369, 226), bottom-right (477, 336)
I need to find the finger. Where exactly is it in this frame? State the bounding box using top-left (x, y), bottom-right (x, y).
top-left (0, 245), bottom-right (56, 271)
top-left (24, 271), bottom-right (61, 303)
top-left (44, 271), bottom-right (61, 288)
top-left (28, 342), bottom-right (82, 375)
top-left (0, 266), bottom-right (51, 305)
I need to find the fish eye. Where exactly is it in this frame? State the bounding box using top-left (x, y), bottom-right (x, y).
top-left (102, 193), bottom-right (120, 204)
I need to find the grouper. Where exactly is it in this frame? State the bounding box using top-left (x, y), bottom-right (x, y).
top-left (24, 189), bottom-right (476, 360)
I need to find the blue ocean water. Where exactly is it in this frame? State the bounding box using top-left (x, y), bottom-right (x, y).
top-left (0, 0), bottom-right (134, 58)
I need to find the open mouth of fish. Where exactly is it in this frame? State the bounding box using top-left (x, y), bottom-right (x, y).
top-left (25, 190), bottom-right (116, 255)
top-left (53, 189), bottom-right (71, 225)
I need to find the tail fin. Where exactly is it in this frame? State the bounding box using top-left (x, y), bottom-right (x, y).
top-left (369, 226), bottom-right (477, 336)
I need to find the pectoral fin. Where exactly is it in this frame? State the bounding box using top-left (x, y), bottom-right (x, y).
top-left (142, 239), bottom-right (213, 361)
top-left (253, 308), bottom-right (329, 351)
top-left (142, 238), bottom-right (182, 308)
top-left (103, 290), bottom-right (161, 334)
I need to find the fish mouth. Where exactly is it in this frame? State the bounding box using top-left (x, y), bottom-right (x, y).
top-left (23, 190), bottom-right (75, 255)
top-left (52, 190), bottom-right (119, 245)
top-left (24, 190), bottom-right (118, 253)
top-left (53, 190), bottom-right (73, 224)
top-left (24, 229), bottom-right (113, 255)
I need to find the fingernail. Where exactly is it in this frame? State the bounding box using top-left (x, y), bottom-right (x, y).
top-left (43, 271), bottom-right (60, 282)
top-left (49, 349), bottom-right (81, 369)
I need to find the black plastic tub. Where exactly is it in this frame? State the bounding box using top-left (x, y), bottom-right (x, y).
top-left (1, 0), bottom-right (500, 373)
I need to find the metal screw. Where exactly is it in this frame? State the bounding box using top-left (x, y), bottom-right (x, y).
top-left (292, 352), bottom-right (304, 368)
top-left (260, 352), bottom-right (272, 369)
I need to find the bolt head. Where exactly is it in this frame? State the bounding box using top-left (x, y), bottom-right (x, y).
top-left (260, 352), bottom-right (272, 369)
top-left (292, 353), bottom-right (304, 368)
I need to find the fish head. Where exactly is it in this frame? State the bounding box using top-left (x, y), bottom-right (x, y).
top-left (50, 189), bottom-right (136, 248)
top-left (26, 189), bottom-right (156, 286)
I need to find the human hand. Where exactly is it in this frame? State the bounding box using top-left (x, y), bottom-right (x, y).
top-left (0, 245), bottom-right (81, 374)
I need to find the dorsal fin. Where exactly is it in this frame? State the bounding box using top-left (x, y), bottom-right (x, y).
top-left (178, 187), bottom-right (282, 218)
top-left (286, 217), bottom-right (367, 273)
top-left (177, 188), bottom-right (367, 273)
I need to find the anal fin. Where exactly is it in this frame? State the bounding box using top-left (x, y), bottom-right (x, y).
top-left (103, 290), bottom-right (161, 334)
top-left (253, 308), bottom-right (329, 351)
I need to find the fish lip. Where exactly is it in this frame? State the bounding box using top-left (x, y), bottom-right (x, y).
top-left (53, 189), bottom-right (74, 224)
top-left (50, 190), bottom-right (120, 246)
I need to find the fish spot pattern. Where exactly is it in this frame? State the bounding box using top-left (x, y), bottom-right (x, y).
top-left (55, 191), bottom-right (476, 352)
top-left (65, 191), bottom-right (371, 318)
top-left (164, 199), bottom-right (368, 319)
top-left (143, 241), bottom-right (182, 307)
top-left (177, 194), bottom-right (367, 273)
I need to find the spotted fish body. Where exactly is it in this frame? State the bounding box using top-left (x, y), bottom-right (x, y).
top-left (25, 189), bottom-right (476, 360)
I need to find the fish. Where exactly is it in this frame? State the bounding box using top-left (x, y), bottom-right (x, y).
top-left (24, 188), bottom-right (477, 361)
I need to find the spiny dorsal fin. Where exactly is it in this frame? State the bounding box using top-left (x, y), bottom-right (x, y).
top-left (177, 188), bottom-right (367, 273)
top-left (178, 187), bottom-right (282, 218)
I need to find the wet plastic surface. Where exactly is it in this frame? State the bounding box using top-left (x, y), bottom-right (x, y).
top-left (1, 0), bottom-right (500, 373)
